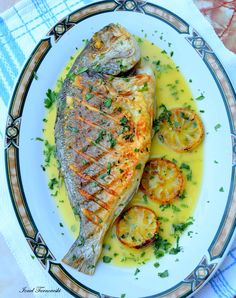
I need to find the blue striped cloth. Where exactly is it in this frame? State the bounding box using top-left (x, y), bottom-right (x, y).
top-left (0, 1), bottom-right (235, 297)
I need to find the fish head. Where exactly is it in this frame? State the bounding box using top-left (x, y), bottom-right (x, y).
top-left (80, 23), bottom-right (141, 75)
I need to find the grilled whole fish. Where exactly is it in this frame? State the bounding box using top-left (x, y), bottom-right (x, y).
top-left (55, 24), bottom-right (156, 274)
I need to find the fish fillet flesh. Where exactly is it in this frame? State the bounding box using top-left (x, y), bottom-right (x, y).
top-left (55, 23), bottom-right (156, 274)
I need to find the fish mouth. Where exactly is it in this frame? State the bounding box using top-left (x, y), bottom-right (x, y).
top-left (79, 23), bottom-right (141, 76)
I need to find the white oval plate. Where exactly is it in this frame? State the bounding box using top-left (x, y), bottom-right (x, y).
top-left (4, 1), bottom-right (236, 297)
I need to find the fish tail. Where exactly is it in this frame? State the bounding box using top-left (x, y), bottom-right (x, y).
top-left (62, 235), bottom-right (101, 275)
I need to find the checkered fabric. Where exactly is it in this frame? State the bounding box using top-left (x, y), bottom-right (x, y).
top-left (0, 1), bottom-right (235, 297)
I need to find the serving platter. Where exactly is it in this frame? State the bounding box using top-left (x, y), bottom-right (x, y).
top-left (4, 0), bottom-right (236, 297)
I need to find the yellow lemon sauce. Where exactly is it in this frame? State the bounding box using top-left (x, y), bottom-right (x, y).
top-left (43, 37), bottom-right (203, 267)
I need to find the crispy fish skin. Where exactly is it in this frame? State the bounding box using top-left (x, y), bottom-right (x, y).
top-left (55, 24), bottom-right (155, 274)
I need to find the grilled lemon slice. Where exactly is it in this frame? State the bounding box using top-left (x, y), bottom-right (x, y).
top-left (141, 158), bottom-right (184, 204)
top-left (116, 206), bottom-right (159, 248)
top-left (157, 108), bottom-right (204, 152)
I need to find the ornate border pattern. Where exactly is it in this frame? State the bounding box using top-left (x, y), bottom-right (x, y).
top-left (184, 256), bottom-right (216, 290)
top-left (27, 233), bottom-right (56, 269)
top-left (9, 39), bottom-right (51, 119)
top-left (186, 30), bottom-right (236, 261)
top-left (49, 263), bottom-right (100, 298)
top-left (4, 0), bottom-right (236, 297)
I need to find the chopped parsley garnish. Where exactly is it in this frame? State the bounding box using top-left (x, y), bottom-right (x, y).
top-left (180, 163), bottom-right (192, 181)
top-left (188, 231), bottom-right (194, 237)
top-left (135, 163), bottom-right (142, 170)
top-left (104, 98), bottom-right (112, 108)
top-left (180, 111), bottom-right (189, 120)
top-left (91, 181), bottom-right (98, 188)
top-left (120, 116), bottom-right (128, 126)
top-left (48, 178), bottom-right (58, 190)
top-left (67, 126), bottom-right (79, 133)
top-left (103, 256), bottom-right (112, 263)
top-left (138, 82), bottom-right (148, 92)
top-left (35, 137), bottom-right (44, 142)
top-left (219, 187), bottom-right (224, 192)
top-left (180, 163), bottom-right (190, 170)
top-left (158, 104), bottom-right (172, 124)
top-left (153, 62), bottom-right (173, 77)
top-left (136, 37), bottom-right (143, 43)
top-left (85, 93), bottom-right (93, 100)
top-left (143, 56), bottom-right (150, 62)
top-left (82, 145), bottom-right (89, 152)
top-left (123, 133), bottom-right (134, 141)
top-left (43, 140), bottom-right (56, 167)
top-left (154, 262), bottom-right (160, 268)
top-left (140, 251), bottom-right (146, 258)
top-left (186, 171), bottom-right (192, 181)
top-left (100, 173), bottom-right (108, 180)
top-left (95, 129), bottom-right (106, 144)
top-left (44, 89), bottom-right (57, 108)
top-left (59, 222), bottom-right (64, 227)
top-left (143, 194), bottom-right (148, 204)
top-left (169, 237), bottom-right (181, 255)
top-left (153, 60), bottom-right (160, 66)
top-left (157, 216), bottom-right (169, 223)
top-left (153, 119), bottom-right (160, 134)
top-left (76, 66), bottom-right (88, 74)
top-left (134, 268), bottom-right (140, 276)
top-left (154, 234), bottom-right (171, 258)
top-left (214, 123), bottom-right (221, 131)
top-left (158, 270), bottom-right (169, 278)
top-left (167, 83), bottom-right (179, 100)
top-left (153, 105), bottom-right (172, 135)
top-left (72, 207), bottom-right (77, 215)
top-left (172, 218), bottom-right (194, 235)
top-left (66, 72), bottom-right (76, 82)
top-left (179, 190), bottom-right (186, 200)
top-left (195, 93), bottom-right (205, 101)
top-left (103, 244), bottom-right (112, 251)
top-left (160, 204), bottom-right (171, 211)
top-left (172, 205), bottom-right (181, 213)
top-left (107, 162), bottom-right (112, 175)
top-left (77, 235), bottom-right (85, 247)
top-left (108, 132), bottom-right (116, 148)
top-left (120, 294), bottom-right (126, 298)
